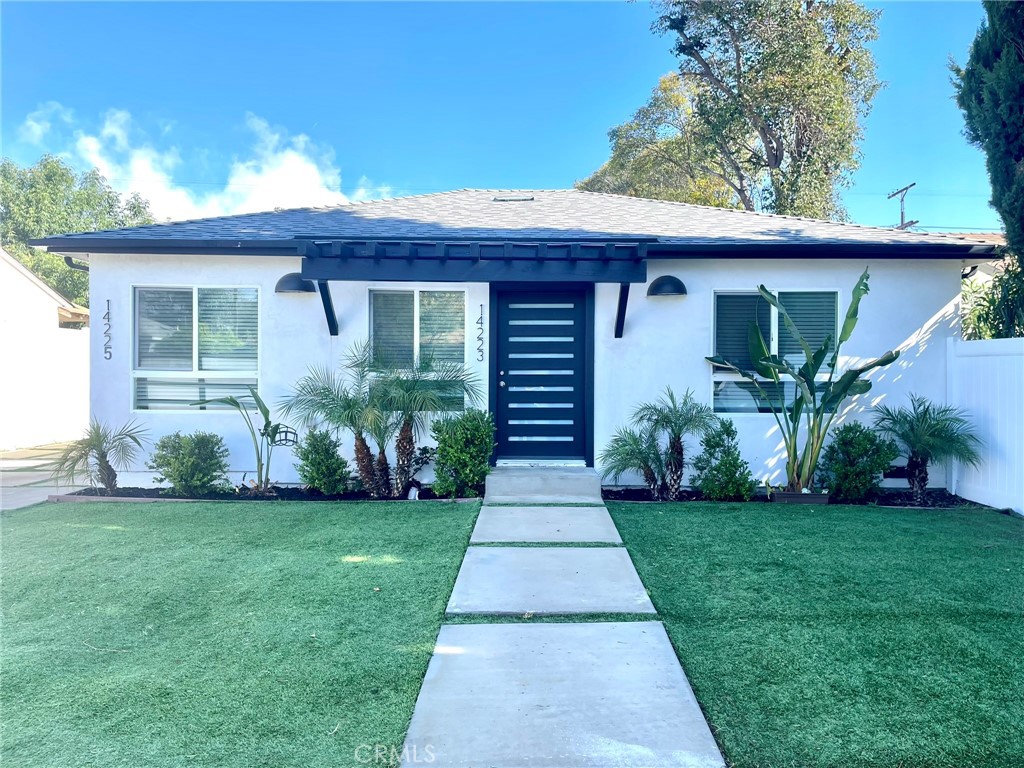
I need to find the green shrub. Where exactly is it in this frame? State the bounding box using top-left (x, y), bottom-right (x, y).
top-left (690, 418), bottom-right (757, 501)
top-left (817, 422), bottom-right (900, 503)
top-left (431, 409), bottom-right (495, 498)
top-left (148, 431), bottom-right (230, 496)
top-left (293, 428), bottom-right (353, 496)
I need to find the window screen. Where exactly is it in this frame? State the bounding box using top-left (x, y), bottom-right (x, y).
top-left (419, 291), bottom-right (464, 363)
top-left (779, 292), bottom-right (838, 367)
top-left (136, 289), bottom-right (193, 370)
top-left (198, 288), bottom-right (259, 371)
top-left (715, 293), bottom-right (771, 370)
top-left (371, 292), bottom-right (415, 367)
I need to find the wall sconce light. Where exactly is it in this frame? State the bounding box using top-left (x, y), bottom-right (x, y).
top-left (274, 272), bottom-right (316, 293)
top-left (646, 275), bottom-right (687, 297)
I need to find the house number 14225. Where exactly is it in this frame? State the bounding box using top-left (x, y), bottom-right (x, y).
top-left (102, 300), bottom-right (112, 359)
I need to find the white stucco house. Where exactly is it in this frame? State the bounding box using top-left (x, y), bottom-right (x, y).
top-left (30, 190), bottom-right (996, 488)
top-left (0, 247), bottom-right (90, 450)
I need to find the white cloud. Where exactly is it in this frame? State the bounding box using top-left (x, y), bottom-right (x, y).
top-left (27, 106), bottom-right (390, 222)
top-left (19, 101), bottom-right (73, 145)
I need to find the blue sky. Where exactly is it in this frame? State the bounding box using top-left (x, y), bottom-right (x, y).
top-left (1, 1), bottom-right (1001, 232)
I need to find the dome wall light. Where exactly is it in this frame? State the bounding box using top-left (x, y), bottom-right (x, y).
top-left (646, 275), bottom-right (687, 297)
top-left (275, 272), bottom-right (316, 293)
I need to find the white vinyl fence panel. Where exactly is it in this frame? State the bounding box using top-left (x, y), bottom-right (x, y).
top-left (947, 338), bottom-right (1024, 516)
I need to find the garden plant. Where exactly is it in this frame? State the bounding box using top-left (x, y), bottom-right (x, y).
top-left (148, 430), bottom-right (231, 496)
top-left (50, 418), bottom-right (147, 493)
top-left (600, 387), bottom-right (715, 500)
top-left (192, 387), bottom-right (295, 495)
top-left (707, 268), bottom-right (898, 493)
top-left (431, 409), bottom-right (496, 498)
top-left (690, 418), bottom-right (757, 501)
top-left (292, 428), bottom-right (354, 496)
top-left (816, 421), bottom-right (899, 503)
top-left (873, 394), bottom-right (983, 506)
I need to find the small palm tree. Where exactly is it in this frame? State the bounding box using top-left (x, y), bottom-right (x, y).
top-left (281, 343), bottom-right (389, 495)
top-left (633, 387), bottom-right (717, 500)
top-left (873, 394), bottom-right (982, 506)
top-left (599, 424), bottom-right (664, 500)
top-left (51, 419), bottom-right (147, 493)
top-left (377, 357), bottom-right (482, 496)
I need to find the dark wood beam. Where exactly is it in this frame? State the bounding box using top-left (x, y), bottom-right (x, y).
top-left (317, 280), bottom-right (339, 336)
top-left (303, 257), bottom-right (647, 284)
top-left (614, 283), bottom-right (630, 339)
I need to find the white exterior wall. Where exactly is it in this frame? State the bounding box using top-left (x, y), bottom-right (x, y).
top-left (91, 253), bottom-right (961, 490)
top-left (89, 253), bottom-right (489, 485)
top-left (595, 258), bottom-right (962, 489)
top-left (947, 338), bottom-right (1024, 515)
top-left (0, 256), bottom-right (89, 450)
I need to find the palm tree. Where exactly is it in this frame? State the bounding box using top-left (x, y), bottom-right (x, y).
top-left (51, 419), bottom-right (147, 493)
top-left (599, 424), bottom-right (665, 500)
top-left (281, 343), bottom-right (389, 495)
top-left (632, 387), bottom-right (717, 500)
top-left (376, 356), bottom-right (482, 496)
top-left (873, 394), bottom-right (983, 506)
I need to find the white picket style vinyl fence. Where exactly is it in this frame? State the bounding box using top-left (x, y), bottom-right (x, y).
top-left (947, 337), bottom-right (1024, 516)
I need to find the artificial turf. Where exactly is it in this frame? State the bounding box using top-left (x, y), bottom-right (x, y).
top-left (608, 501), bottom-right (1024, 768)
top-left (1, 501), bottom-right (479, 767)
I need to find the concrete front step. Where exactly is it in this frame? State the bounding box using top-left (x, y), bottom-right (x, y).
top-left (446, 546), bottom-right (655, 615)
top-left (401, 621), bottom-right (725, 768)
top-left (484, 467), bottom-right (603, 504)
top-left (471, 505), bottom-right (622, 544)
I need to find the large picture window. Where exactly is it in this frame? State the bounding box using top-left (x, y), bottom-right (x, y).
top-left (133, 287), bottom-right (258, 410)
top-left (370, 290), bottom-right (465, 366)
top-left (712, 290), bottom-right (838, 413)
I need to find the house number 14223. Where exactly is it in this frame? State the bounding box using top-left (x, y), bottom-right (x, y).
top-left (102, 300), bottom-right (112, 359)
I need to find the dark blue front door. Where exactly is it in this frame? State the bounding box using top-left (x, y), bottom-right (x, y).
top-left (494, 289), bottom-right (589, 461)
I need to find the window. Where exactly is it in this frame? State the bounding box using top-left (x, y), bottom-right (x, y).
top-left (370, 290), bottom-right (465, 366)
top-left (712, 290), bottom-right (838, 413)
top-left (134, 287), bottom-right (258, 410)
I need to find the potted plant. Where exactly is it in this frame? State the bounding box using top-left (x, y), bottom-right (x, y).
top-left (707, 268), bottom-right (899, 503)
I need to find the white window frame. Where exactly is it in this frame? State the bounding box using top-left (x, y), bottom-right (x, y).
top-left (368, 287), bottom-right (467, 368)
top-left (131, 284), bottom-right (261, 413)
top-left (711, 288), bottom-right (840, 415)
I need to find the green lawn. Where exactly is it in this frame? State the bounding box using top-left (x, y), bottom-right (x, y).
top-left (2, 501), bottom-right (478, 767)
top-left (609, 502), bottom-right (1024, 768)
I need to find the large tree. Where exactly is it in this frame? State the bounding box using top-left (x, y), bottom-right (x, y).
top-left (0, 155), bottom-right (153, 306)
top-left (584, 0), bottom-right (880, 219)
top-left (952, 1), bottom-right (1024, 255)
top-left (578, 74), bottom-right (739, 208)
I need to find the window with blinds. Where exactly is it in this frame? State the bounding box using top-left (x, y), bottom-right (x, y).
top-left (134, 287), bottom-right (258, 410)
top-left (370, 290), bottom-right (465, 367)
top-left (713, 290), bottom-right (838, 413)
top-left (779, 292), bottom-right (838, 367)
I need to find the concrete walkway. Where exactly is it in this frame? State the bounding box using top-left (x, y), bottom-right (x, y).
top-left (402, 467), bottom-right (724, 768)
top-left (0, 444), bottom-right (82, 511)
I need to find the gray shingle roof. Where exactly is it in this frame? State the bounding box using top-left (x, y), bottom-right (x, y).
top-left (36, 188), bottom-right (996, 250)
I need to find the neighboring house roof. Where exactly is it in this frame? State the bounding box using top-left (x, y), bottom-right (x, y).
top-left (31, 189), bottom-right (996, 258)
top-left (0, 247), bottom-right (89, 325)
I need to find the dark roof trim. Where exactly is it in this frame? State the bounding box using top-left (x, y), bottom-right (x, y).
top-left (29, 236), bottom-right (995, 261)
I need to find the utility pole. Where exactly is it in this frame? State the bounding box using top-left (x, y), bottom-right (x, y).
top-left (887, 182), bottom-right (919, 230)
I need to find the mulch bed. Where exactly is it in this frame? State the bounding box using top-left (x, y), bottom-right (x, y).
top-left (602, 486), bottom-right (990, 509)
top-left (67, 484), bottom-right (457, 502)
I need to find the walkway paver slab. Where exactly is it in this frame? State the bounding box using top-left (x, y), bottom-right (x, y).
top-left (471, 505), bottom-right (622, 544)
top-left (484, 467), bottom-right (603, 504)
top-left (402, 621), bottom-right (724, 768)
top-left (446, 546), bottom-right (655, 615)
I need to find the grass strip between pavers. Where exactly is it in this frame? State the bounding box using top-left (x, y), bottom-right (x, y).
top-left (444, 611), bottom-right (657, 625)
top-left (2, 500), bottom-right (480, 768)
top-left (608, 500), bottom-right (1024, 768)
top-left (469, 540), bottom-right (622, 548)
top-left (481, 501), bottom-right (607, 507)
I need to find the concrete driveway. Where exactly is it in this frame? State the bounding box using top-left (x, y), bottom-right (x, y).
top-left (0, 444), bottom-right (83, 511)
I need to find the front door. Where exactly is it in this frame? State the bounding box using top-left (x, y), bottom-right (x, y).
top-left (493, 288), bottom-right (590, 462)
